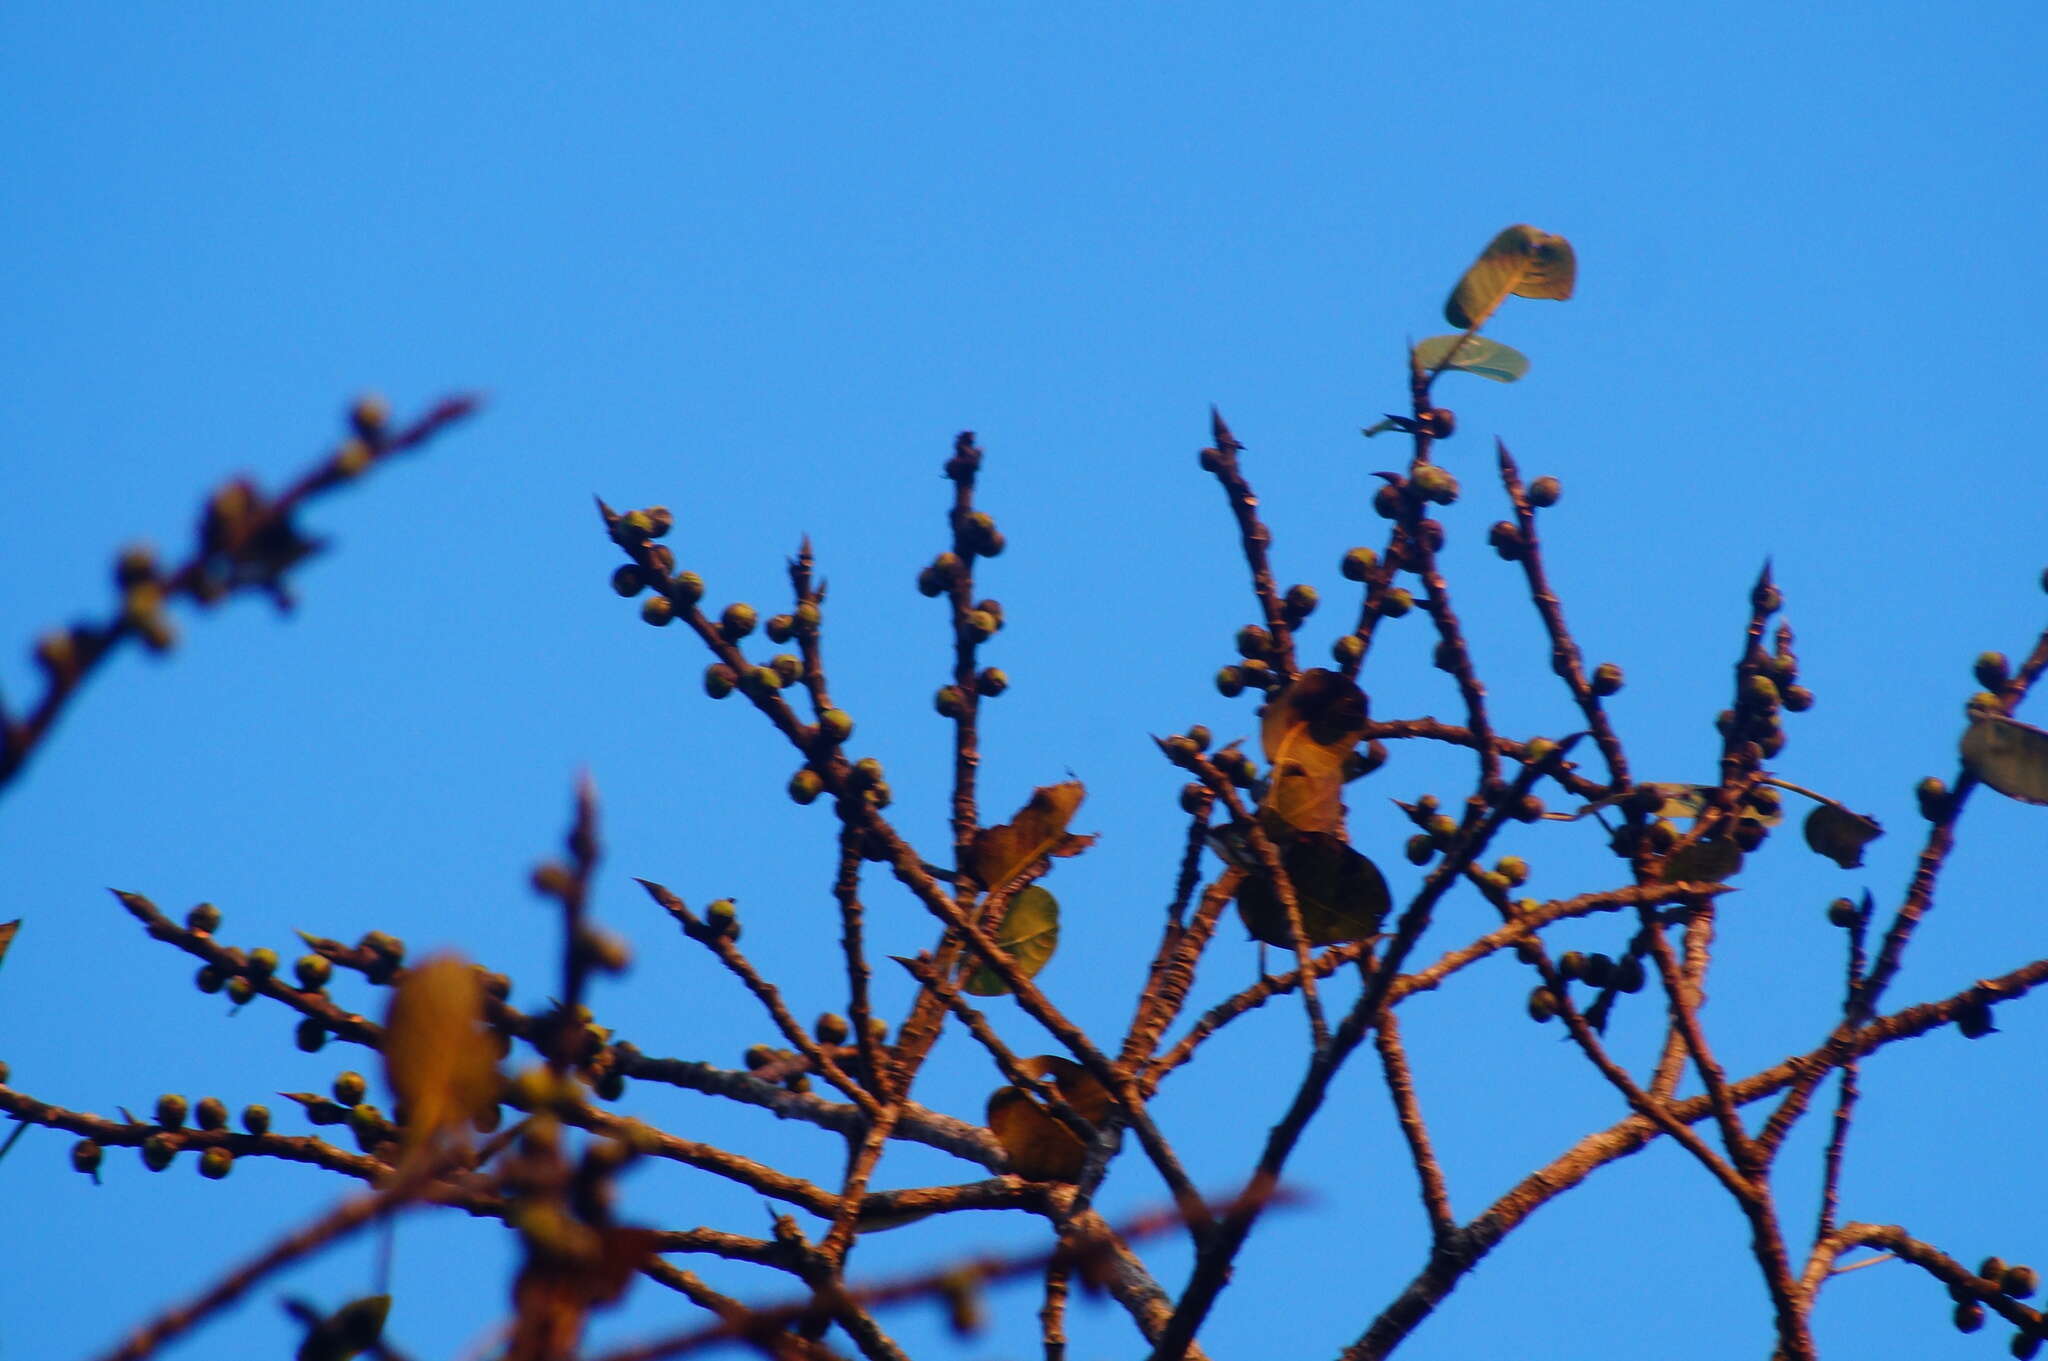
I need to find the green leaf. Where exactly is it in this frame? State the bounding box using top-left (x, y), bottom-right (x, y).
top-left (963, 886), bottom-right (1061, 996)
top-left (1803, 804), bottom-right (1883, 869)
top-left (1261, 669), bottom-right (1369, 835)
top-left (1235, 830), bottom-right (1390, 947)
top-left (1444, 224), bottom-right (1577, 330)
top-left (1413, 335), bottom-right (1530, 383)
top-left (968, 783), bottom-right (1094, 891)
top-left (1962, 713), bottom-right (2048, 806)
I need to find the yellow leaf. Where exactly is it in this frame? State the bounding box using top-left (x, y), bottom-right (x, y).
top-left (382, 953), bottom-right (499, 1150)
top-left (1260, 670), bottom-right (1367, 835)
top-left (1444, 224), bottom-right (1577, 330)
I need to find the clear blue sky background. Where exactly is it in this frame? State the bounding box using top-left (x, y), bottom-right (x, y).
top-left (4, 6), bottom-right (2046, 1359)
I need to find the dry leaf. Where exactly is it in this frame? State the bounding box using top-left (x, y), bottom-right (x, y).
top-left (969, 782), bottom-right (1094, 890)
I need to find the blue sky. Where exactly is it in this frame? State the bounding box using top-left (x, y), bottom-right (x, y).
top-left (4, 5), bottom-right (2046, 1359)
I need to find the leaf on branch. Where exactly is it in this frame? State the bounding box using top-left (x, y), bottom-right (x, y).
top-left (294, 1294), bottom-right (390, 1361)
top-left (1444, 224), bottom-right (1577, 330)
top-left (1803, 803), bottom-right (1884, 868)
top-left (382, 952), bottom-right (500, 1150)
top-left (1261, 669), bottom-right (1369, 836)
top-left (1413, 334), bottom-right (1531, 383)
top-left (986, 1056), bottom-right (1113, 1183)
top-left (1234, 827), bottom-right (1390, 947)
top-left (962, 885), bottom-right (1061, 996)
top-left (1661, 835), bottom-right (1744, 884)
top-left (1962, 713), bottom-right (2048, 806)
top-left (968, 782), bottom-right (1094, 890)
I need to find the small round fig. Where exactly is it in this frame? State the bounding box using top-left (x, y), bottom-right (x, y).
top-left (1527, 987), bottom-right (1559, 1023)
top-left (155, 1093), bottom-right (189, 1130)
top-left (186, 902), bottom-right (223, 934)
top-left (295, 953), bottom-right (332, 989)
top-left (672, 571), bottom-right (705, 606)
top-left (705, 900), bottom-right (739, 940)
top-left (975, 668), bottom-right (1008, 697)
top-left (72, 1139), bottom-right (103, 1176)
top-left (1216, 666), bottom-right (1246, 698)
top-left (1411, 464), bottom-right (1459, 505)
top-left (817, 708), bottom-right (854, 743)
top-left (1379, 588), bottom-right (1414, 619)
top-left (610, 565), bottom-right (645, 598)
top-left (1372, 484), bottom-right (1404, 520)
top-left (1332, 634), bottom-right (1364, 666)
top-left (241, 1104), bottom-right (271, 1135)
top-left (198, 1147), bottom-right (233, 1180)
top-left (296, 1018), bottom-right (328, 1053)
top-left (720, 603), bottom-right (758, 640)
top-left (1590, 663), bottom-right (1624, 697)
top-left (1826, 897), bottom-right (1860, 929)
top-left (766, 614), bottom-right (795, 643)
top-left (639, 595), bottom-right (675, 627)
top-left (195, 1096), bottom-right (228, 1131)
top-left (1341, 547), bottom-right (1378, 581)
top-left (333, 1071), bottom-right (368, 1106)
top-left (788, 768), bottom-right (824, 805)
top-left (1527, 476), bottom-right (1562, 507)
top-left (1916, 776), bottom-right (1950, 822)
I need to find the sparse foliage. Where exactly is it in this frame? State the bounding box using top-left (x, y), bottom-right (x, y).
top-left (6, 230), bottom-right (2048, 1361)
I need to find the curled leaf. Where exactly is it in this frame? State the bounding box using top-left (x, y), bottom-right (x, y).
top-left (383, 952), bottom-right (500, 1149)
top-left (1234, 827), bottom-right (1390, 947)
top-left (1413, 335), bottom-right (1530, 383)
top-left (962, 886), bottom-right (1061, 996)
top-left (1261, 669), bottom-right (1368, 835)
top-left (986, 1056), bottom-right (1112, 1182)
top-left (1962, 713), bottom-right (2048, 806)
top-left (1444, 224), bottom-right (1577, 330)
top-left (969, 782), bottom-right (1093, 890)
top-left (1803, 803), bottom-right (1883, 869)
